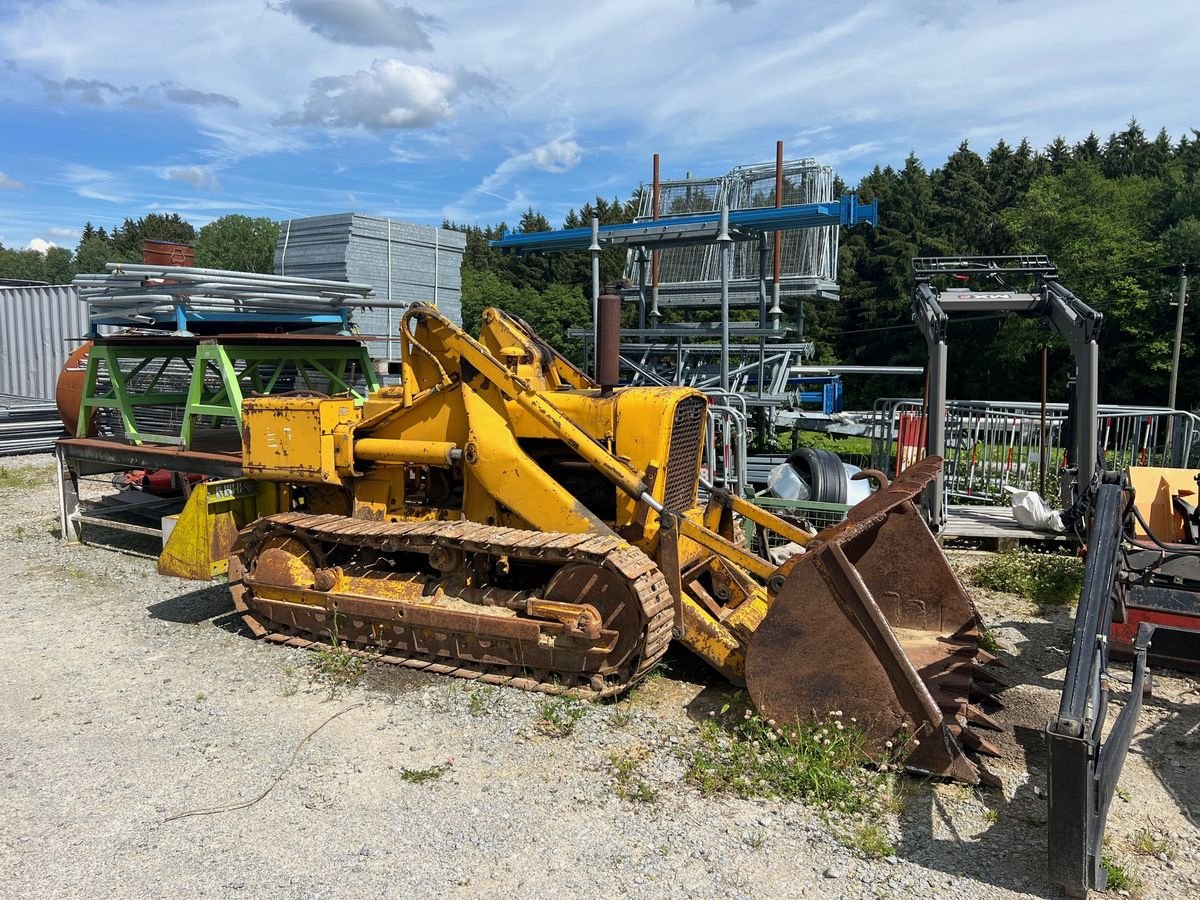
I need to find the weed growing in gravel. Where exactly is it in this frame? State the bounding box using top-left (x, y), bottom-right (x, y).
top-left (978, 628), bottom-right (999, 655)
top-left (744, 830), bottom-right (767, 850)
top-left (310, 616), bottom-right (378, 695)
top-left (311, 641), bottom-right (370, 692)
top-left (685, 710), bottom-right (881, 813)
top-left (467, 686), bottom-right (497, 716)
top-left (971, 550), bottom-right (1083, 605)
top-left (609, 703), bottom-right (634, 728)
top-left (983, 807), bottom-right (1000, 825)
top-left (400, 763), bottom-right (450, 784)
top-left (534, 696), bottom-right (587, 737)
top-left (1101, 854), bottom-right (1142, 897)
top-left (844, 823), bottom-right (895, 859)
top-left (1115, 786), bottom-right (1131, 802)
top-left (609, 747), bottom-right (658, 804)
top-left (1131, 826), bottom-right (1173, 858)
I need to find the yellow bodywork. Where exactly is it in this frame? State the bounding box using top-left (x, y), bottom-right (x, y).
top-left (1127, 466), bottom-right (1198, 541)
top-left (238, 303), bottom-right (786, 679)
top-left (158, 478), bottom-right (271, 580)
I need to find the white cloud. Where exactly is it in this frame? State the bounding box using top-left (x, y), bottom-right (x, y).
top-left (61, 164), bottom-right (128, 204)
top-left (26, 238), bottom-right (55, 253)
top-left (279, 58), bottom-right (485, 129)
top-left (279, 0), bottom-right (440, 50)
top-left (0, 171), bottom-right (25, 190)
top-left (161, 165), bottom-right (222, 191)
top-left (47, 226), bottom-right (78, 241)
top-left (479, 137), bottom-right (582, 193)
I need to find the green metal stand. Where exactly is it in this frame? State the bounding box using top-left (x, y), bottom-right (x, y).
top-left (78, 337), bottom-right (378, 446)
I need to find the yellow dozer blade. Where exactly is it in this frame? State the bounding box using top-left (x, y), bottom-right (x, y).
top-left (745, 459), bottom-right (1003, 785)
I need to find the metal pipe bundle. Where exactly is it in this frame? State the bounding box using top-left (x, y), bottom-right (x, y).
top-left (73, 263), bottom-right (383, 328)
top-left (0, 396), bottom-right (66, 455)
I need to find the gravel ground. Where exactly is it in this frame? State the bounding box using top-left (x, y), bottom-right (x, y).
top-left (1, 453), bottom-right (1197, 899)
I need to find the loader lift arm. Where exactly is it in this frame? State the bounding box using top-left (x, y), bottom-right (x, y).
top-left (1047, 479), bottom-right (1154, 896)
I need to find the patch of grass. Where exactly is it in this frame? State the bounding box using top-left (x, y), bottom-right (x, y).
top-left (971, 550), bottom-right (1084, 605)
top-left (195, 691), bottom-right (206, 702)
top-left (685, 711), bottom-right (881, 814)
top-left (1115, 785), bottom-right (1131, 802)
top-left (0, 464), bottom-right (55, 490)
top-left (467, 685), bottom-right (497, 716)
top-left (400, 763), bottom-right (450, 784)
top-left (978, 628), bottom-right (999, 655)
top-left (1101, 854), bottom-right (1141, 896)
top-left (1131, 826), bottom-right (1173, 858)
top-left (744, 830), bottom-right (767, 850)
top-left (534, 696), bottom-right (587, 737)
top-left (844, 823), bottom-right (895, 859)
top-left (309, 615), bottom-right (378, 695)
top-left (609, 747), bottom-right (658, 804)
top-left (311, 640), bottom-right (370, 691)
top-left (609, 703), bottom-right (633, 728)
top-left (983, 807), bottom-right (1000, 825)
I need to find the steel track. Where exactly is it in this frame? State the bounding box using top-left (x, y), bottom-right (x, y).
top-left (230, 513), bottom-right (675, 698)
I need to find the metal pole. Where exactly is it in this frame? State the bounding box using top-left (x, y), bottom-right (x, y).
top-left (927, 337), bottom-right (948, 531)
top-left (590, 216), bottom-right (601, 377)
top-left (757, 241), bottom-right (767, 400)
top-left (1040, 342), bottom-right (1049, 499)
top-left (651, 153), bottom-right (661, 326)
top-left (1168, 264), bottom-right (1188, 409)
top-left (637, 248), bottom-right (647, 334)
top-left (718, 202), bottom-right (732, 392)
top-left (771, 140), bottom-right (783, 330)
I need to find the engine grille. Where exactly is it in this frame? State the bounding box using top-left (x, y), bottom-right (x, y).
top-left (662, 396), bottom-right (706, 511)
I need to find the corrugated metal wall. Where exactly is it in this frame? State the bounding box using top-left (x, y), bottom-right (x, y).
top-left (0, 285), bottom-right (87, 401)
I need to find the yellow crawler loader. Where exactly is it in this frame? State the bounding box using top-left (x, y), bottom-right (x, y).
top-left (229, 301), bottom-right (1003, 784)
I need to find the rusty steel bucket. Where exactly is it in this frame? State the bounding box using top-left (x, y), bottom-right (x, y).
top-left (745, 458), bottom-right (1003, 785)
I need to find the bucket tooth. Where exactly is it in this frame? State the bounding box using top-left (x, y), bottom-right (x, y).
top-left (976, 761), bottom-right (1004, 789)
top-left (950, 724), bottom-right (1003, 758)
top-left (971, 663), bottom-right (1008, 687)
top-left (964, 681), bottom-right (1003, 705)
top-left (973, 648), bottom-right (1004, 667)
top-left (964, 704), bottom-right (1004, 731)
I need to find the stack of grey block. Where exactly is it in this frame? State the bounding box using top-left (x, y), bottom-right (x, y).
top-left (274, 213), bottom-right (466, 361)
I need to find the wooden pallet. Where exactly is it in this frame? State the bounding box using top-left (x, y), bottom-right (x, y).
top-left (943, 504), bottom-right (1078, 551)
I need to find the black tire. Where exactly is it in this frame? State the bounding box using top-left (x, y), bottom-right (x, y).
top-left (786, 447), bottom-right (847, 504)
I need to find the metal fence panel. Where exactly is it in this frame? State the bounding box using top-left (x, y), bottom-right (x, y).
top-left (871, 398), bottom-right (1200, 504)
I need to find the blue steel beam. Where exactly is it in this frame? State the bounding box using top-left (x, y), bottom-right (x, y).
top-left (489, 195), bottom-right (878, 254)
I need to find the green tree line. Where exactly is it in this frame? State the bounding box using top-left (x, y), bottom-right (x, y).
top-left (0, 213), bottom-right (279, 283)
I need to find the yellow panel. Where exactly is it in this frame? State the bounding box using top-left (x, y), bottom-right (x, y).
top-left (241, 396), bottom-right (360, 484)
top-left (1128, 466), bottom-right (1199, 540)
top-left (158, 479), bottom-right (260, 580)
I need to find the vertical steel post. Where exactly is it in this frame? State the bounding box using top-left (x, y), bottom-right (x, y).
top-left (651, 154), bottom-right (661, 326)
top-left (757, 241), bottom-right (768, 400)
top-left (1168, 264), bottom-right (1188, 410)
top-left (1076, 337), bottom-right (1099, 492)
top-left (771, 140), bottom-right (783, 330)
top-left (590, 216), bottom-right (601, 377)
top-left (1040, 343), bottom-right (1049, 499)
top-left (637, 248), bottom-right (648, 333)
top-left (926, 336), bottom-right (948, 530)
top-left (718, 202), bottom-right (732, 392)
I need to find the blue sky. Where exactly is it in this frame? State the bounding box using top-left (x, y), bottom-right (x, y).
top-left (0, 0), bottom-right (1193, 251)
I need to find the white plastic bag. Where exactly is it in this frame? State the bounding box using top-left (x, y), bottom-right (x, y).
top-left (1004, 486), bottom-right (1065, 533)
